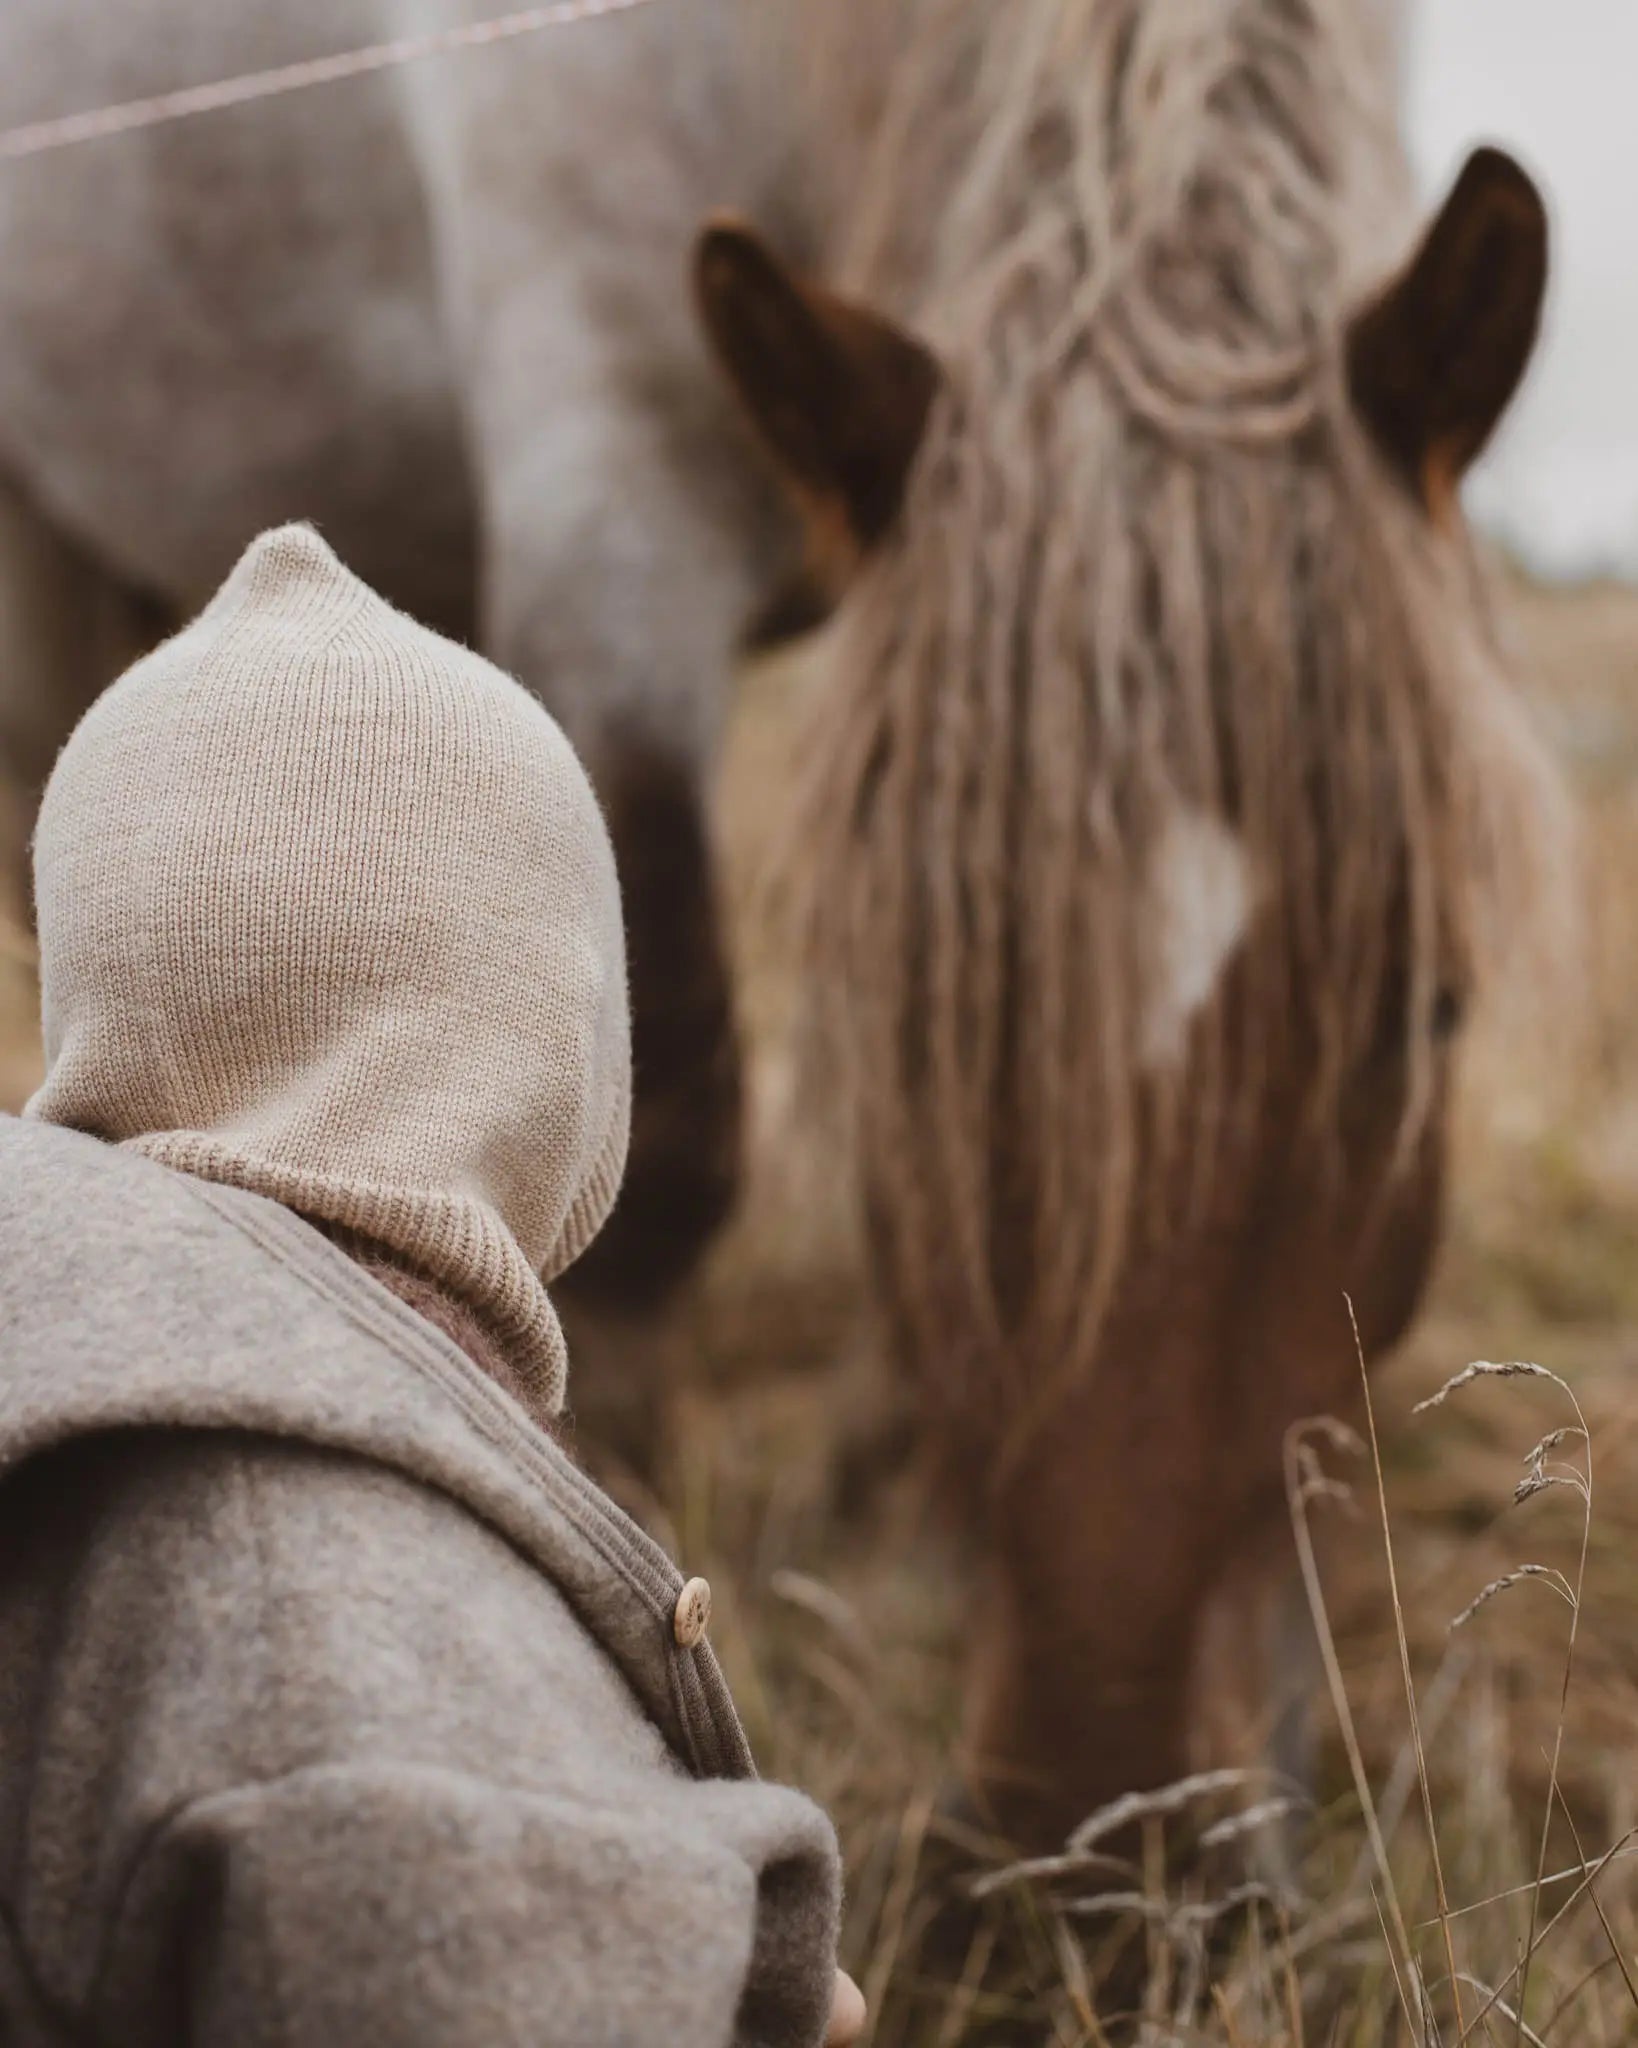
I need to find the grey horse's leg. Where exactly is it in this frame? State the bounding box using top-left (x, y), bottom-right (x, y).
top-left (0, 474), bottom-right (163, 928)
top-left (564, 720), bottom-right (744, 1312)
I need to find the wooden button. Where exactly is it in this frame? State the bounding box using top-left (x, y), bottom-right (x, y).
top-left (673, 1576), bottom-right (712, 1649)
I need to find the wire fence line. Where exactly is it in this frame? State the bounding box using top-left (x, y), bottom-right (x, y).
top-left (0, 0), bottom-right (669, 163)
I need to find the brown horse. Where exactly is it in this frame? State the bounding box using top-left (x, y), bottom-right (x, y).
top-left (694, 0), bottom-right (1564, 1848)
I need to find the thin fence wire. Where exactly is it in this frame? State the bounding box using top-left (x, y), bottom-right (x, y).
top-left (0, 0), bottom-right (669, 163)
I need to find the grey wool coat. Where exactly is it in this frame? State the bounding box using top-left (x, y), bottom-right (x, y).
top-left (0, 1116), bottom-right (841, 2047)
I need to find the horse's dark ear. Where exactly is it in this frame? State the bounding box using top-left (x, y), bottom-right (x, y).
top-left (694, 217), bottom-right (943, 586)
top-left (1346, 146), bottom-right (1547, 515)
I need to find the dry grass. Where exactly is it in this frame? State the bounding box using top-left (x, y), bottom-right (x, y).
top-left (4, 574), bottom-right (1637, 2040)
top-left (0, 860), bottom-right (39, 1111)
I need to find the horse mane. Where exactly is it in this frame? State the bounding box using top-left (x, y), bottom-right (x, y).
top-left (786, 0), bottom-right (1565, 1433)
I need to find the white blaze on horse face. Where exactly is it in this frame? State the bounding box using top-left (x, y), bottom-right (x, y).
top-left (1140, 806), bottom-right (1255, 1073)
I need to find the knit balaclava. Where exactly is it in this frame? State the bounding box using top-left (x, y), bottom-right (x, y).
top-left (27, 524), bottom-right (630, 1413)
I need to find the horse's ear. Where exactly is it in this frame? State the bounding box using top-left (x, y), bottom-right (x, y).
top-left (1346, 147), bottom-right (1547, 515)
top-left (694, 217), bottom-right (943, 595)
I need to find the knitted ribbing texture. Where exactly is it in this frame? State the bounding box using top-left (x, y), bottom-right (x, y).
top-left (28, 524), bottom-right (631, 1412)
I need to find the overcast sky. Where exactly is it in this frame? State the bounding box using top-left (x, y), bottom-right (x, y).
top-left (1406, 0), bottom-right (1638, 581)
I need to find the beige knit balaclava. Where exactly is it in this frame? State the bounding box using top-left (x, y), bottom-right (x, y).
top-left (28, 524), bottom-right (630, 1413)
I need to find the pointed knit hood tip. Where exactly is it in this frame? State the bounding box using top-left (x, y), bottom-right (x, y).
top-left (196, 521), bottom-right (373, 632)
top-left (232, 519), bottom-right (354, 587)
top-left (27, 524), bottom-right (632, 1416)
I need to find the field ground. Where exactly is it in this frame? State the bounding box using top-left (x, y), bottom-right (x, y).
top-left (5, 575), bottom-right (1638, 2040)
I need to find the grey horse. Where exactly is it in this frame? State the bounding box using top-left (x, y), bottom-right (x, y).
top-left (0, 0), bottom-right (826, 1356)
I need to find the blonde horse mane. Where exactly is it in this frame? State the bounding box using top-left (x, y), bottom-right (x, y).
top-left (787, 0), bottom-right (1564, 1429)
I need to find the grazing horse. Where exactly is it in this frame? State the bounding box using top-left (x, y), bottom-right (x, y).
top-left (0, 0), bottom-right (1558, 1843)
top-left (693, 4), bottom-right (1562, 1846)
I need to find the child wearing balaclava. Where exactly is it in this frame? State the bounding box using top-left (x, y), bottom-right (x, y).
top-left (0, 525), bottom-right (864, 2048)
